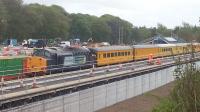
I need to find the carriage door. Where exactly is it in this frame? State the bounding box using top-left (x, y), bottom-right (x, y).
top-left (133, 48), bottom-right (135, 60)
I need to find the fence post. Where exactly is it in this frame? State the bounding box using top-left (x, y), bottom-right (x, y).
top-left (20, 78), bottom-right (24, 88)
top-left (32, 75), bottom-right (37, 88)
top-left (1, 76), bottom-right (4, 95)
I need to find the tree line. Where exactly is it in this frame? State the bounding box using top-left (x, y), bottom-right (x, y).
top-left (0, 0), bottom-right (200, 44)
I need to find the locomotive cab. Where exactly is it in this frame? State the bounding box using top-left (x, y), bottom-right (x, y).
top-left (33, 47), bottom-right (93, 73)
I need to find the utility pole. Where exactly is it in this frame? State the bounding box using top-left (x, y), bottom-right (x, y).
top-left (118, 21), bottom-right (121, 45)
top-left (121, 26), bottom-right (124, 45)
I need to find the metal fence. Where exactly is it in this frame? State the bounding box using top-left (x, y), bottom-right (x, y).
top-left (2, 66), bottom-right (176, 112)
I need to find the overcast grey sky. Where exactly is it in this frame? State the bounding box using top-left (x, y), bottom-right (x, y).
top-left (24, 0), bottom-right (200, 28)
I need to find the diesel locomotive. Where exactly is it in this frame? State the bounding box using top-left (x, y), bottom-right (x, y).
top-left (0, 43), bottom-right (199, 80)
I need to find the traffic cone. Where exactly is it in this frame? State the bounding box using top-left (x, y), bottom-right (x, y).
top-left (90, 69), bottom-right (92, 74)
top-left (90, 68), bottom-right (94, 76)
top-left (20, 78), bottom-right (24, 87)
top-left (106, 65), bottom-right (110, 72)
top-left (15, 51), bottom-right (19, 56)
top-left (1, 77), bottom-right (4, 86)
top-left (32, 77), bottom-right (37, 88)
top-left (92, 64), bottom-right (95, 69)
top-left (118, 64), bottom-right (123, 70)
top-left (148, 54), bottom-right (153, 64)
top-left (156, 58), bottom-right (161, 65)
top-left (131, 64), bottom-right (135, 70)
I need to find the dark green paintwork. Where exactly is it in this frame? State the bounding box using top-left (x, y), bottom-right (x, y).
top-left (0, 57), bottom-right (26, 76)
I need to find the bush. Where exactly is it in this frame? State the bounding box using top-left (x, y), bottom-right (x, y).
top-left (152, 98), bottom-right (176, 112)
top-left (153, 63), bottom-right (200, 112)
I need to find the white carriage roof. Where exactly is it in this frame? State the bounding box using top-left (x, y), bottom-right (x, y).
top-left (90, 46), bottom-right (132, 51)
top-left (133, 45), bottom-right (158, 48)
top-left (164, 37), bottom-right (177, 42)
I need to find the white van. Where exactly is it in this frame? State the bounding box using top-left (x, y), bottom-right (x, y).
top-left (59, 41), bottom-right (70, 47)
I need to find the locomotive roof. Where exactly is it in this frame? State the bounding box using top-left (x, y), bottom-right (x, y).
top-left (42, 47), bottom-right (90, 55)
top-left (35, 48), bottom-right (72, 56)
top-left (64, 46), bottom-right (90, 53)
top-left (89, 46), bottom-right (132, 52)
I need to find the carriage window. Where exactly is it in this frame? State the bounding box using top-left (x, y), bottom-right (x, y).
top-left (125, 52), bottom-right (127, 56)
top-left (115, 52), bottom-right (118, 56)
top-left (122, 52), bottom-right (124, 56)
top-left (118, 52), bottom-right (121, 56)
top-left (107, 53), bottom-right (110, 58)
top-left (99, 54), bottom-right (101, 58)
top-left (103, 54), bottom-right (106, 58)
top-left (111, 53), bottom-right (114, 57)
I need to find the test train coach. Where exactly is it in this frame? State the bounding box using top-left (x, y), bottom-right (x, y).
top-left (0, 43), bottom-right (199, 80)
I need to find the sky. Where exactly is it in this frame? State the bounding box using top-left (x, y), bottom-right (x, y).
top-left (23, 0), bottom-right (200, 28)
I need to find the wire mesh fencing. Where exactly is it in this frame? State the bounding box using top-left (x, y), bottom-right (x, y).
top-left (2, 66), bottom-right (176, 112)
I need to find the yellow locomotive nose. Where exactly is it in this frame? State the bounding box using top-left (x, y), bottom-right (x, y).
top-left (23, 56), bottom-right (47, 76)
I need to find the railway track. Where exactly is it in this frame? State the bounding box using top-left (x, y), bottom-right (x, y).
top-left (0, 53), bottom-right (199, 102)
top-left (0, 54), bottom-right (193, 92)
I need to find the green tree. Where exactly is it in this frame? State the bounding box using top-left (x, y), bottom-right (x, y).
top-left (69, 14), bottom-right (93, 41)
top-left (91, 19), bottom-right (111, 42)
top-left (157, 23), bottom-right (171, 37)
top-left (137, 26), bottom-right (152, 42)
top-left (101, 14), bottom-right (133, 44)
top-left (1, 0), bottom-right (24, 40)
top-left (24, 4), bottom-right (70, 39)
top-left (0, 0), bottom-right (8, 40)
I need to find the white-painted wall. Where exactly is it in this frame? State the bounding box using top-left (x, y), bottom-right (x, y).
top-left (4, 66), bottom-right (176, 112)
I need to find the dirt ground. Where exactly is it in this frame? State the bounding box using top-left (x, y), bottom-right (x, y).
top-left (97, 82), bottom-right (174, 112)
